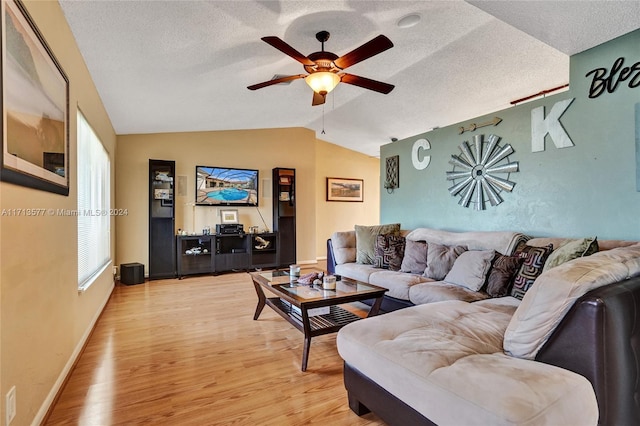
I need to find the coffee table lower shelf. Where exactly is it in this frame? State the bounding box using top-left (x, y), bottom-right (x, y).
top-left (268, 297), bottom-right (362, 334)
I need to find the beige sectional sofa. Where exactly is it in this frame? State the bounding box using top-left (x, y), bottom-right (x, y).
top-left (327, 227), bottom-right (530, 310)
top-left (326, 226), bottom-right (640, 425)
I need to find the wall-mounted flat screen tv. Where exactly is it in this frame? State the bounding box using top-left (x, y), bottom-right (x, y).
top-left (196, 166), bottom-right (259, 206)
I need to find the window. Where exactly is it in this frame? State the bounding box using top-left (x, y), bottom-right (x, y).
top-left (77, 111), bottom-right (110, 290)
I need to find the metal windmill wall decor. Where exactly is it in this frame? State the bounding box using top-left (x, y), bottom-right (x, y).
top-left (446, 134), bottom-right (519, 210)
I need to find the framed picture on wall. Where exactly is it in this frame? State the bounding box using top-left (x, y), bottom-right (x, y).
top-left (326, 177), bottom-right (364, 202)
top-left (1, 0), bottom-right (70, 195)
top-left (220, 209), bottom-right (239, 224)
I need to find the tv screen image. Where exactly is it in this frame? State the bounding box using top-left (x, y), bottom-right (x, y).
top-left (196, 166), bottom-right (259, 206)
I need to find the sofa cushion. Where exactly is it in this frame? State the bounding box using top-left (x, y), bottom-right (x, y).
top-left (486, 254), bottom-right (524, 298)
top-left (334, 263), bottom-right (380, 284)
top-left (543, 237), bottom-right (598, 271)
top-left (405, 227), bottom-right (530, 255)
top-left (409, 281), bottom-right (489, 304)
top-left (510, 244), bottom-right (553, 300)
top-left (337, 300), bottom-right (598, 426)
top-left (369, 270), bottom-right (430, 300)
top-left (330, 230), bottom-right (356, 265)
top-left (373, 234), bottom-right (405, 271)
top-left (504, 243), bottom-right (640, 359)
top-left (355, 223), bottom-right (401, 264)
top-left (444, 249), bottom-right (495, 291)
top-left (424, 243), bottom-right (467, 280)
top-left (400, 240), bottom-right (428, 274)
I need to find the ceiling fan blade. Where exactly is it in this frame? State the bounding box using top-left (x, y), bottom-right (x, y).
top-left (334, 35), bottom-right (393, 70)
top-left (247, 74), bottom-right (305, 90)
top-left (340, 73), bottom-right (394, 94)
top-left (261, 36), bottom-right (315, 66)
top-left (312, 91), bottom-right (326, 106)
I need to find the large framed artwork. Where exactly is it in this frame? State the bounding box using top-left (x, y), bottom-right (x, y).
top-left (326, 177), bottom-right (364, 202)
top-left (1, 0), bottom-right (70, 195)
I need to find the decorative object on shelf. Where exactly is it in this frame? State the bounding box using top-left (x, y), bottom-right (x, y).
top-left (1, 0), bottom-right (70, 195)
top-left (384, 155), bottom-right (399, 193)
top-left (254, 236), bottom-right (270, 250)
top-left (458, 117), bottom-right (502, 135)
top-left (326, 177), bottom-right (364, 202)
top-left (219, 209), bottom-right (239, 224)
top-left (446, 134), bottom-right (519, 211)
top-left (411, 138), bottom-right (431, 170)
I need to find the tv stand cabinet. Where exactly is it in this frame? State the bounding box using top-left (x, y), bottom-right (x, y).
top-left (176, 232), bottom-right (278, 278)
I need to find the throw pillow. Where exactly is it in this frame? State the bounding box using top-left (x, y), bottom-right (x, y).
top-left (510, 244), bottom-right (554, 300)
top-left (543, 237), bottom-right (599, 272)
top-left (355, 223), bottom-right (401, 264)
top-left (486, 254), bottom-right (524, 298)
top-left (373, 234), bottom-right (406, 271)
top-left (444, 249), bottom-right (495, 291)
top-left (400, 240), bottom-right (428, 274)
top-left (424, 243), bottom-right (467, 280)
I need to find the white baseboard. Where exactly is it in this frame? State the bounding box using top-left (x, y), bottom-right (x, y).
top-left (32, 280), bottom-right (115, 425)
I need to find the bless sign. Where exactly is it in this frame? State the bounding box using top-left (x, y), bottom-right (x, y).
top-left (585, 57), bottom-right (640, 99)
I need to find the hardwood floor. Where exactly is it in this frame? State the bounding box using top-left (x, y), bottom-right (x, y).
top-left (45, 267), bottom-right (384, 425)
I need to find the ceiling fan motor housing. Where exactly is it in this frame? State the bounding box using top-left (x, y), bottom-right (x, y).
top-left (305, 51), bottom-right (339, 73)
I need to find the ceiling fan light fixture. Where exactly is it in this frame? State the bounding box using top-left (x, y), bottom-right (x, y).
top-left (305, 71), bottom-right (340, 95)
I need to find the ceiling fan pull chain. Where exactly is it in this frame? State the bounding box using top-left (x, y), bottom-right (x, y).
top-left (321, 104), bottom-right (326, 134)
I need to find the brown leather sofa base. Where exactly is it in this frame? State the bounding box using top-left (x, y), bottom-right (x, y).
top-left (345, 275), bottom-right (640, 426)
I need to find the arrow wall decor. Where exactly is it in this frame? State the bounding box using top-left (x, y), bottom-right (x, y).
top-left (458, 117), bottom-right (502, 134)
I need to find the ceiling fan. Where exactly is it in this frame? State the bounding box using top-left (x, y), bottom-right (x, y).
top-left (247, 30), bottom-right (395, 106)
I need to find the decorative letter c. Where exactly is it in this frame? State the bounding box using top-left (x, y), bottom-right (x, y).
top-left (412, 138), bottom-right (431, 170)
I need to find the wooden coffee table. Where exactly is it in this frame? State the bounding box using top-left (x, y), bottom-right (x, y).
top-left (251, 270), bottom-right (387, 371)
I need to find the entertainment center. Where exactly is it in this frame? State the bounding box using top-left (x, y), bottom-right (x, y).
top-left (146, 163), bottom-right (297, 279)
top-left (176, 232), bottom-right (278, 278)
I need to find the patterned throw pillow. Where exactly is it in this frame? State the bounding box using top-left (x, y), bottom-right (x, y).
top-left (374, 234), bottom-right (406, 271)
top-left (486, 254), bottom-right (524, 297)
top-left (424, 243), bottom-right (468, 280)
top-left (400, 240), bottom-right (428, 274)
top-left (510, 244), bottom-right (554, 300)
top-left (355, 223), bottom-right (401, 264)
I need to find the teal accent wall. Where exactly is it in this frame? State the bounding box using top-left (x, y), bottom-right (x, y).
top-left (381, 29), bottom-right (640, 240)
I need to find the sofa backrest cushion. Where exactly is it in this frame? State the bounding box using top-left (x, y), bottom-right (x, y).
top-left (355, 223), bottom-right (401, 264)
top-left (424, 243), bottom-right (467, 280)
top-left (444, 249), bottom-right (495, 291)
top-left (400, 240), bottom-right (428, 274)
top-left (504, 243), bottom-right (640, 359)
top-left (331, 230), bottom-right (356, 265)
top-left (405, 228), bottom-right (529, 255)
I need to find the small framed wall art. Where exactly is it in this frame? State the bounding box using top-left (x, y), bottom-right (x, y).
top-left (220, 208), bottom-right (239, 224)
top-left (326, 177), bottom-right (364, 202)
top-left (1, 0), bottom-right (70, 195)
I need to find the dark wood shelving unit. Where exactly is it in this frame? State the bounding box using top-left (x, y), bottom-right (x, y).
top-left (273, 168), bottom-right (296, 268)
top-left (149, 159), bottom-right (176, 279)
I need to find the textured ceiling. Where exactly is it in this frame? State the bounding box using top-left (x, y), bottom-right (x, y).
top-left (58, 1), bottom-right (640, 157)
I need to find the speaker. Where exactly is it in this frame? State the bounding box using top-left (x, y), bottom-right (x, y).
top-left (121, 262), bottom-right (145, 285)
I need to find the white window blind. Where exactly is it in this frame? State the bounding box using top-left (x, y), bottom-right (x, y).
top-left (77, 111), bottom-right (111, 289)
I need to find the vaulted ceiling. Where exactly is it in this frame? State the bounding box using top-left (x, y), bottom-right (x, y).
top-left (59, 1), bottom-right (640, 157)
